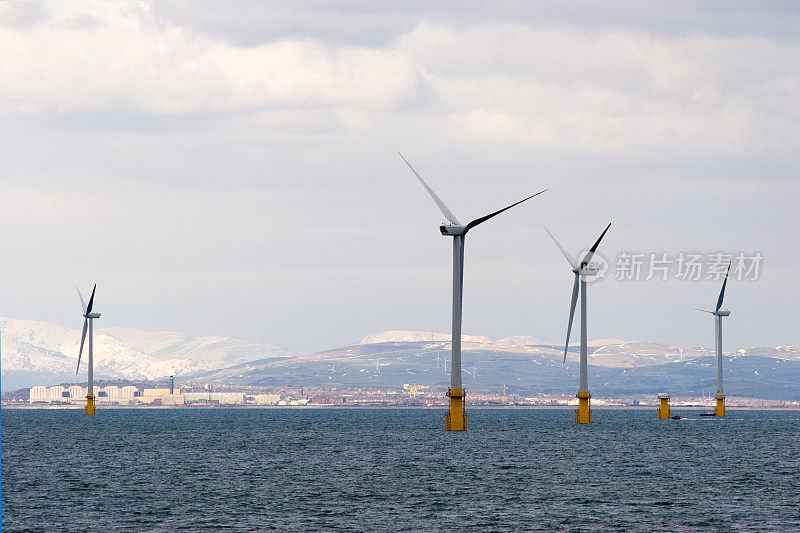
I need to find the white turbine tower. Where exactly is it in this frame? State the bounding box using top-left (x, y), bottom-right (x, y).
top-left (547, 223), bottom-right (611, 424)
top-left (400, 153), bottom-right (546, 431)
top-left (698, 262), bottom-right (732, 417)
top-left (75, 284), bottom-right (100, 415)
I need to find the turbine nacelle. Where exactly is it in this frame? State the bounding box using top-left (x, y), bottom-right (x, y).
top-left (572, 265), bottom-right (601, 276)
top-left (86, 312), bottom-right (101, 319)
top-left (715, 309), bottom-right (730, 317)
top-left (440, 224), bottom-right (467, 236)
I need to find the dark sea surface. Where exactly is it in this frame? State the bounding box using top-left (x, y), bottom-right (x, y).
top-left (2, 408), bottom-right (799, 532)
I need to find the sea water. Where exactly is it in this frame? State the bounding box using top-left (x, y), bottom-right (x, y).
top-left (2, 408), bottom-right (798, 531)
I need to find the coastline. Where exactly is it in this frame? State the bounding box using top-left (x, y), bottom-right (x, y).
top-left (3, 404), bottom-right (798, 411)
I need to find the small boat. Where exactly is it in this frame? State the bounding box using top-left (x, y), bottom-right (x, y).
top-left (671, 415), bottom-right (682, 420)
top-left (699, 412), bottom-right (716, 417)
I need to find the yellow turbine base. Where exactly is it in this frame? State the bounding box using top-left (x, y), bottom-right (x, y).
top-left (85, 394), bottom-right (96, 415)
top-left (658, 397), bottom-right (671, 419)
top-left (445, 388), bottom-right (466, 431)
top-left (575, 391), bottom-right (592, 424)
top-left (715, 394), bottom-right (725, 417)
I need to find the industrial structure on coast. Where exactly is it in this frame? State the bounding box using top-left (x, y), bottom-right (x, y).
top-left (27, 384), bottom-right (279, 406)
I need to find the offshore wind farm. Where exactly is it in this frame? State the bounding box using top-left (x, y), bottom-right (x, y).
top-left (2, 1), bottom-right (799, 532)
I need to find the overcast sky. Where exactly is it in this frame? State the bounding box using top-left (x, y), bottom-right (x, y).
top-left (1, 1), bottom-right (798, 354)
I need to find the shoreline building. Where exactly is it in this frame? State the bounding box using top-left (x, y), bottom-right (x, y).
top-left (184, 392), bottom-right (245, 405)
top-left (29, 386), bottom-right (71, 403)
top-left (29, 385), bottom-right (141, 405)
top-left (28, 386), bottom-right (281, 406)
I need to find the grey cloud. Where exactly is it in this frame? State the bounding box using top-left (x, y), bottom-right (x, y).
top-left (148, 1), bottom-right (800, 47)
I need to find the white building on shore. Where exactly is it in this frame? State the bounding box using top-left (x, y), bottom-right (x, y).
top-left (28, 386), bottom-right (274, 406)
top-left (251, 394), bottom-right (281, 405)
top-left (29, 385), bottom-right (139, 405)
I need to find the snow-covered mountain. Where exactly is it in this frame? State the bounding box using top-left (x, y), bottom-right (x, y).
top-left (359, 330), bottom-right (491, 345)
top-left (0, 317), bottom-right (283, 390)
top-left (359, 330), bottom-right (623, 350)
top-left (353, 331), bottom-right (800, 370)
top-left (4, 322), bottom-right (799, 395)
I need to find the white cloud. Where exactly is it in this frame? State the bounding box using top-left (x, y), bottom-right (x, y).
top-left (1, 3), bottom-right (796, 162)
top-left (0, 1), bottom-right (427, 115)
top-left (395, 24), bottom-right (798, 158)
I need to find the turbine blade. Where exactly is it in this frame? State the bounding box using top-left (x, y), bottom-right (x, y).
top-left (77, 287), bottom-right (87, 314)
top-left (563, 273), bottom-right (580, 362)
top-left (465, 189), bottom-right (547, 231)
top-left (715, 262), bottom-right (732, 312)
top-left (86, 284), bottom-right (96, 314)
top-left (76, 318), bottom-right (88, 374)
top-left (398, 153), bottom-right (461, 226)
top-left (695, 309), bottom-right (716, 314)
top-left (580, 222), bottom-right (612, 267)
top-left (545, 227), bottom-right (577, 268)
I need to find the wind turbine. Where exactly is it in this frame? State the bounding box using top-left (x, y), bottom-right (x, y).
top-left (400, 153), bottom-right (546, 431)
top-left (546, 223), bottom-right (611, 424)
top-left (75, 284), bottom-right (100, 415)
top-left (697, 262), bottom-right (732, 417)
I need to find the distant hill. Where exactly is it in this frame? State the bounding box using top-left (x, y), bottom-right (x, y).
top-left (194, 333), bottom-right (800, 400)
top-left (3, 322), bottom-right (798, 399)
top-left (0, 317), bottom-right (283, 389)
